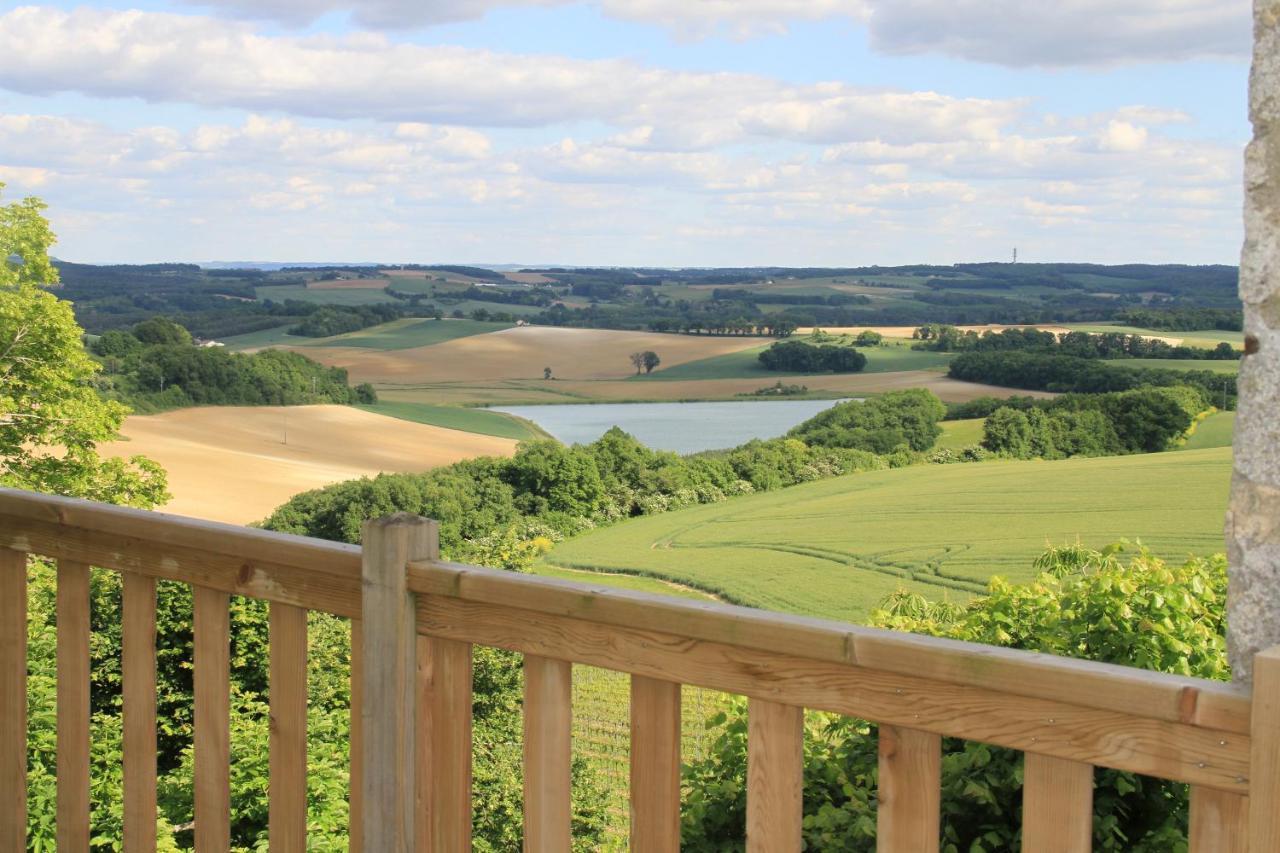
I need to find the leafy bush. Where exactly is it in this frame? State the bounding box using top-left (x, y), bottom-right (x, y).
top-left (681, 544), bottom-right (1229, 852)
top-left (788, 389), bottom-right (946, 453)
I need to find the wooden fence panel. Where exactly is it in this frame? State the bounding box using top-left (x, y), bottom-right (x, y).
top-left (270, 602), bottom-right (308, 852)
top-left (1022, 753), bottom-right (1093, 853)
top-left (630, 675), bottom-right (681, 852)
top-left (877, 725), bottom-right (941, 852)
top-left (194, 586), bottom-right (230, 852)
top-left (123, 572), bottom-right (158, 853)
top-left (746, 698), bottom-right (803, 853)
top-left (56, 560), bottom-right (91, 851)
top-left (523, 655), bottom-right (572, 853)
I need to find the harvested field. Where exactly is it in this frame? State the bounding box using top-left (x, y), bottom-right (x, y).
top-left (100, 405), bottom-right (516, 524)
top-left (295, 327), bottom-right (767, 385)
top-left (377, 371), bottom-right (1052, 407)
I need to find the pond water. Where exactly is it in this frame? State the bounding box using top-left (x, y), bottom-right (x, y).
top-left (490, 399), bottom-right (851, 454)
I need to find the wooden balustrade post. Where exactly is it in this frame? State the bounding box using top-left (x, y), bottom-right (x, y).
top-left (877, 725), bottom-right (941, 852)
top-left (360, 514), bottom-right (437, 853)
top-left (123, 572), bottom-right (158, 853)
top-left (630, 675), bottom-right (681, 852)
top-left (747, 698), bottom-right (803, 853)
top-left (523, 655), bottom-right (572, 852)
top-left (56, 560), bottom-right (91, 851)
top-left (269, 602), bottom-right (309, 851)
top-left (1249, 645), bottom-right (1280, 849)
top-left (1022, 753), bottom-right (1093, 853)
top-left (1, 548), bottom-right (26, 851)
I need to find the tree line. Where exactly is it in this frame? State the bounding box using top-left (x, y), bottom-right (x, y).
top-left (91, 317), bottom-right (377, 412)
top-left (912, 324), bottom-right (1240, 360)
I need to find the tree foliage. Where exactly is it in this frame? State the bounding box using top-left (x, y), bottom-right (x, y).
top-left (0, 185), bottom-right (168, 507)
top-left (759, 340), bottom-right (867, 373)
top-left (788, 390), bottom-right (946, 453)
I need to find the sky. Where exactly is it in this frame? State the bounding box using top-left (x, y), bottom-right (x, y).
top-left (0, 1), bottom-right (1253, 266)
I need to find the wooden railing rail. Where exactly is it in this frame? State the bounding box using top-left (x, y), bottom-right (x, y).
top-left (1, 486), bottom-right (1278, 850)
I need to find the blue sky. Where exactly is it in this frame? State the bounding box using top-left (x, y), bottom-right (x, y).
top-left (0, 1), bottom-right (1252, 266)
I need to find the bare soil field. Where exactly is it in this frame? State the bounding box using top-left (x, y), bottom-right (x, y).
top-left (100, 405), bottom-right (516, 524)
top-left (293, 327), bottom-right (767, 385)
top-left (503, 271), bottom-right (555, 284)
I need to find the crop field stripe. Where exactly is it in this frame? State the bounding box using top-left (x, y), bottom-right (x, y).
top-left (356, 402), bottom-right (546, 440)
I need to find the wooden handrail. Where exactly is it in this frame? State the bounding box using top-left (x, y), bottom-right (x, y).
top-left (1, 487), bottom-right (1275, 850)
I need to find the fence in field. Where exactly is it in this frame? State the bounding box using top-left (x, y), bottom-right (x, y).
top-left (1, 485), bottom-right (1277, 851)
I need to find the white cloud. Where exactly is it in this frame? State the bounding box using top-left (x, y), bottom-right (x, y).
top-left (864, 0), bottom-right (1249, 67)
top-left (0, 7), bottom-right (1027, 149)
top-left (175, 0), bottom-right (1249, 65)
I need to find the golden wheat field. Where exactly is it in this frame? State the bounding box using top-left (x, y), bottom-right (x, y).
top-left (100, 405), bottom-right (517, 524)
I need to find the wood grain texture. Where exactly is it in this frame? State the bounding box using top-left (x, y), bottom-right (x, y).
top-left (630, 675), bottom-right (681, 852)
top-left (1022, 753), bottom-right (1093, 853)
top-left (877, 725), bottom-right (941, 853)
top-left (270, 603), bottom-right (308, 852)
top-left (0, 549), bottom-right (26, 853)
top-left (1249, 646), bottom-right (1280, 851)
top-left (123, 572), bottom-right (158, 853)
top-left (416, 595), bottom-right (1249, 792)
top-left (1189, 786), bottom-right (1247, 853)
top-left (523, 655), bottom-right (572, 853)
top-left (747, 698), bottom-right (803, 853)
top-left (360, 515), bottom-right (437, 853)
top-left (56, 560), bottom-right (90, 852)
top-left (418, 635), bottom-right (473, 853)
top-left (349, 619), bottom-right (362, 853)
top-left (194, 585), bottom-right (230, 853)
top-left (406, 556), bottom-right (1249, 734)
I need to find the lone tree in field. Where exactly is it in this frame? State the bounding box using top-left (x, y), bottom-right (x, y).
top-left (543, 366), bottom-right (552, 380)
top-left (0, 183), bottom-right (168, 507)
top-left (629, 351), bottom-right (645, 374)
top-left (642, 350), bottom-right (660, 373)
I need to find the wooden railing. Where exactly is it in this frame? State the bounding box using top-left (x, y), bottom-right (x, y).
top-left (1, 485), bottom-right (1277, 851)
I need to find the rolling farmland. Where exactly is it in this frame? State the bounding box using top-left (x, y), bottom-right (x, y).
top-left (545, 447), bottom-right (1232, 622)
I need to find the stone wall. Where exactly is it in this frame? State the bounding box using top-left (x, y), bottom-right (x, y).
top-left (1228, 0), bottom-right (1280, 682)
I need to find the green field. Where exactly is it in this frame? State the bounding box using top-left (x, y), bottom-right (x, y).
top-left (545, 448), bottom-right (1232, 623)
top-left (936, 418), bottom-right (985, 449)
top-left (219, 324), bottom-right (310, 351)
top-left (1112, 357), bottom-right (1240, 374)
top-left (638, 342), bottom-right (951, 382)
top-left (1180, 411), bottom-right (1236, 451)
top-left (311, 318), bottom-right (511, 350)
top-left (356, 401), bottom-right (546, 440)
top-left (254, 284), bottom-right (396, 306)
top-left (1060, 323), bottom-right (1242, 348)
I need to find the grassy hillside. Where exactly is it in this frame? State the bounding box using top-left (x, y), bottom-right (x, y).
top-left (356, 401), bottom-right (546, 440)
top-left (309, 317), bottom-right (511, 349)
top-left (1180, 411), bottom-right (1236, 451)
top-left (936, 418), bottom-right (985, 448)
top-left (545, 447), bottom-right (1232, 622)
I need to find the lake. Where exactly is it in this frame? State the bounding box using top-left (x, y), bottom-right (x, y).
top-left (490, 399), bottom-right (851, 454)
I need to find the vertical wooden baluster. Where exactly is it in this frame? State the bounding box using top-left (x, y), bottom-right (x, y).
top-left (270, 603), bottom-right (308, 852)
top-left (746, 698), bottom-right (803, 853)
top-left (419, 635), bottom-right (473, 852)
top-left (56, 560), bottom-right (90, 851)
top-left (877, 725), bottom-right (941, 853)
top-left (0, 549), bottom-right (27, 850)
top-left (630, 675), bottom-right (681, 852)
top-left (360, 514), bottom-right (436, 853)
top-left (1189, 786), bottom-right (1247, 853)
top-left (1249, 646), bottom-right (1280, 850)
top-left (194, 586), bottom-right (230, 853)
top-left (123, 572), bottom-right (158, 853)
top-left (524, 655), bottom-right (572, 852)
top-left (348, 619), bottom-right (362, 853)
top-left (1022, 753), bottom-right (1093, 853)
